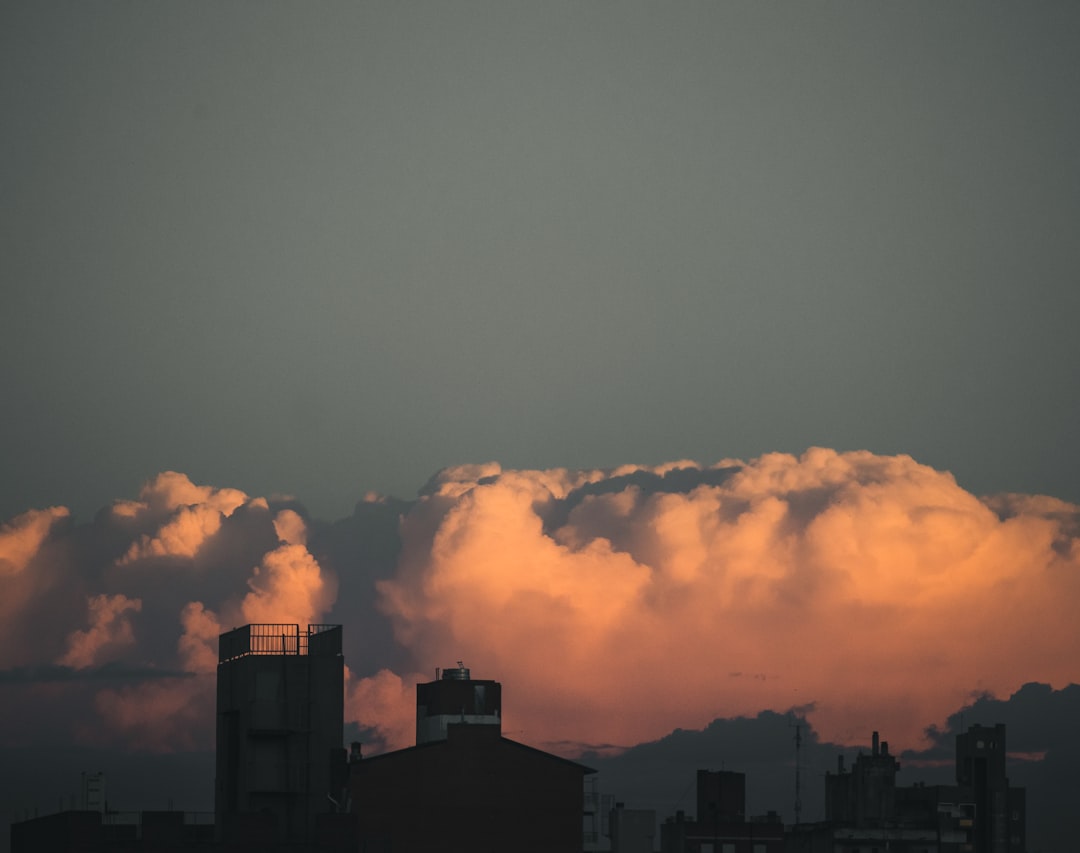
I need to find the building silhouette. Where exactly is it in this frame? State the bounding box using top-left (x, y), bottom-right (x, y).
top-left (415, 661), bottom-right (501, 744)
top-left (7, 623), bottom-right (1033, 853)
top-left (955, 724), bottom-right (1025, 853)
top-left (660, 769), bottom-right (785, 853)
top-left (824, 731), bottom-right (900, 826)
top-left (215, 623), bottom-right (347, 849)
top-left (790, 724), bottom-right (1026, 853)
top-left (349, 664), bottom-right (594, 853)
top-left (609, 802), bottom-right (656, 853)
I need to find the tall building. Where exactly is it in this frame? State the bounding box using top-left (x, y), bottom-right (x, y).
top-left (215, 623), bottom-right (345, 848)
top-left (825, 731), bottom-right (901, 826)
top-left (956, 724), bottom-right (1025, 853)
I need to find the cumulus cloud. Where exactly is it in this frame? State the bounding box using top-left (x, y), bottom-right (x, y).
top-left (116, 473), bottom-right (251, 564)
top-left (58, 593), bottom-right (143, 669)
top-left (4, 453), bottom-right (1080, 764)
top-left (0, 470), bottom-right (343, 752)
top-left (240, 543), bottom-right (334, 625)
top-left (177, 601), bottom-right (223, 674)
top-left (272, 508), bottom-right (307, 546)
top-left (0, 506), bottom-right (69, 576)
top-left (0, 506), bottom-right (75, 667)
top-left (364, 449), bottom-right (1080, 753)
top-left (344, 667), bottom-right (426, 753)
top-left (113, 471), bottom-right (248, 519)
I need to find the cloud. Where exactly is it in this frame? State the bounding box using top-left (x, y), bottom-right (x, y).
top-left (4, 453), bottom-right (1079, 773)
top-left (240, 542), bottom-right (336, 627)
top-left (344, 668), bottom-right (425, 754)
top-left (113, 471), bottom-right (248, 519)
top-left (272, 508), bottom-right (307, 546)
top-left (176, 601), bottom-right (222, 674)
top-left (366, 449), bottom-right (1080, 754)
top-left (58, 593), bottom-right (143, 669)
top-left (0, 471), bottom-right (344, 752)
top-left (92, 673), bottom-right (215, 753)
top-left (0, 506), bottom-right (69, 576)
top-left (116, 473), bottom-right (251, 564)
top-left (0, 506), bottom-right (76, 667)
top-left (0, 664), bottom-right (195, 684)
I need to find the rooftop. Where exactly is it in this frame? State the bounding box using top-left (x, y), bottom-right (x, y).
top-left (217, 623), bottom-right (342, 663)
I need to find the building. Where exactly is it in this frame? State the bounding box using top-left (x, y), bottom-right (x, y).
top-left (215, 623), bottom-right (347, 849)
top-left (825, 731), bottom-right (900, 826)
top-left (415, 661), bottom-right (501, 743)
top-left (584, 775), bottom-right (615, 851)
top-left (660, 770), bottom-right (785, 853)
top-left (609, 803), bottom-right (657, 853)
top-left (350, 664), bottom-right (594, 853)
top-left (790, 724), bottom-right (1025, 853)
top-left (954, 724), bottom-right (1025, 853)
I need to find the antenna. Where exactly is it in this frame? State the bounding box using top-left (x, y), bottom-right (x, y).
top-left (789, 718), bottom-right (803, 827)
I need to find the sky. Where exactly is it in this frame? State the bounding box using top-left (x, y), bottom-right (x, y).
top-left (2, 2), bottom-right (1079, 851)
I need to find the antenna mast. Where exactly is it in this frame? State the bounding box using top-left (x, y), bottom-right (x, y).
top-left (793, 722), bottom-right (802, 827)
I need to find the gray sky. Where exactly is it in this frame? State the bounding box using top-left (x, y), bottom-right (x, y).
top-left (3, 1), bottom-right (1079, 521)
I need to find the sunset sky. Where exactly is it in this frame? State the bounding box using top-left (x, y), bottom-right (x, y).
top-left (2, 3), bottom-right (1079, 850)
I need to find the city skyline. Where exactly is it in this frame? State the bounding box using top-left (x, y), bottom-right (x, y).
top-left (4, 3), bottom-right (1078, 850)
top-left (2, 454), bottom-right (1079, 850)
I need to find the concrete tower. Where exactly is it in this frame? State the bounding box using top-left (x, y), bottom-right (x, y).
top-left (215, 623), bottom-right (345, 847)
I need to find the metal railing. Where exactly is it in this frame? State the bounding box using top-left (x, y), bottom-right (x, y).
top-left (218, 624), bottom-right (341, 663)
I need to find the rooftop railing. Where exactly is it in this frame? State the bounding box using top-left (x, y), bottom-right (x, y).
top-left (218, 623), bottom-right (341, 663)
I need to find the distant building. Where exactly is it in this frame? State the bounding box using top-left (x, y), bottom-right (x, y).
top-left (790, 724), bottom-right (1025, 853)
top-left (660, 769), bottom-right (785, 853)
top-left (825, 731), bottom-right (900, 826)
top-left (955, 724), bottom-right (1025, 853)
top-left (215, 623), bottom-right (347, 849)
top-left (609, 802), bottom-right (656, 853)
top-left (350, 664), bottom-right (594, 853)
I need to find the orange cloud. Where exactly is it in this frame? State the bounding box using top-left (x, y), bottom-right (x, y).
top-left (344, 667), bottom-right (425, 752)
top-left (240, 543), bottom-right (336, 627)
top-left (93, 674), bottom-right (214, 753)
top-left (272, 508), bottom-right (307, 546)
top-left (115, 472), bottom-right (250, 563)
top-left (177, 601), bottom-right (223, 674)
top-left (58, 593), bottom-right (143, 669)
top-left (118, 470), bottom-right (248, 517)
top-left (369, 450), bottom-right (1080, 754)
top-left (0, 506), bottom-right (69, 576)
top-left (0, 506), bottom-right (72, 666)
top-left (9, 457), bottom-right (1079, 763)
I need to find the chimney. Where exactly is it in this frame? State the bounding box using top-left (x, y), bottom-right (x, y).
top-left (349, 742), bottom-right (362, 763)
top-left (872, 731), bottom-right (879, 757)
top-left (881, 741), bottom-right (889, 756)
